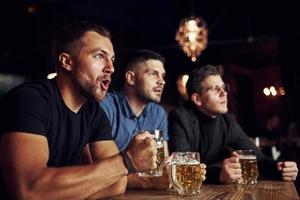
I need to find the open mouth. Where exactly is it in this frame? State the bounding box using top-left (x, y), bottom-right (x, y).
top-left (153, 87), bottom-right (163, 94)
top-left (220, 100), bottom-right (227, 105)
top-left (153, 90), bottom-right (163, 96)
top-left (100, 79), bottom-right (111, 90)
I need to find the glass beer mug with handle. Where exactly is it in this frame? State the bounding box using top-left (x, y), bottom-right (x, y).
top-left (236, 150), bottom-right (259, 184)
top-left (169, 152), bottom-right (202, 195)
top-left (138, 130), bottom-right (165, 177)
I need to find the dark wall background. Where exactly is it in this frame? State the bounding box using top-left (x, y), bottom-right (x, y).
top-left (0, 0), bottom-right (300, 137)
top-left (279, 37), bottom-right (300, 128)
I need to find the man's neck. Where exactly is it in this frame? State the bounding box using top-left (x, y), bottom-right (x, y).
top-left (56, 73), bottom-right (86, 113)
top-left (196, 106), bottom-right (217, 119)
top-left (124, 87), bottom-right (147, 117)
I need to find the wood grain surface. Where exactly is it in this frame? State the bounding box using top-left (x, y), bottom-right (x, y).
top-left (111, 180), bottom-right (299, 200)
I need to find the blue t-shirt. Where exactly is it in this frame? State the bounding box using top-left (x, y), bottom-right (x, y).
top-left (100, 90), bottom-right (169, 151)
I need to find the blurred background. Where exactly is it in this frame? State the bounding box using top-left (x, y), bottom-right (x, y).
top-left (1, 1), bottom-right (300, 153)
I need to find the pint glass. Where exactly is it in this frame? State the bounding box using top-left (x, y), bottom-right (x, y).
top-left (170, 152), bottom-right (202, 195)
top-left (236, 150), bottom-right (259, 184)
top-left (138, 130), bottom-right (165, 177)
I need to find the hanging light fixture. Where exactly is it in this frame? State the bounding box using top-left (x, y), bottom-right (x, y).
top-left (175, 16), bottom-right (208, 62)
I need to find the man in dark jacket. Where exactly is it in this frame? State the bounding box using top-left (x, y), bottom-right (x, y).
top-left (168, 65), bottom-right (298, 184)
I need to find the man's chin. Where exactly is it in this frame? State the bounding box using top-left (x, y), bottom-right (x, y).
top-left (151, 97), bottom-right (161, 103)
top-left (94, 91), bottom-right (107, 102)
top-left (220, 108), bottom-right (228, 114)
top-left (142, 94), bottom-right (161, 103)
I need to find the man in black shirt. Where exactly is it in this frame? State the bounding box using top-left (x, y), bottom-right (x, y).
top-left (0, 21), bottom-right (157, 199)
top-left (168, 65), bottom-right (298, 184)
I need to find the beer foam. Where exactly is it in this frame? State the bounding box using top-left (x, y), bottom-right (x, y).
top-left (239, 155), bottom-right (256, 159)
top-left (154, 130), bottom-right (160, 139)
top-left (178, 160), bottom-right (200, 165)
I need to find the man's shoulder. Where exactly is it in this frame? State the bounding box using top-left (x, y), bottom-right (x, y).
top-left (218, 113), bottom-right (240, 129)
top-left (99, 91), bottom-right (125, 118)
top-left (101, 91), bottom-right (122, 106)
top-left (220, 113), bottom-right (236, 122)
top-left (3, 79), bottom-right (54, 101)
top-left (147, 102), bottom-right (166, 113)
top-left (106, 90), bottom-right (122, 98)
top-left (169, 104), bottom-right (193, 116)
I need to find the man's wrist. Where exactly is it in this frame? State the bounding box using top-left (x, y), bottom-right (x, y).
top-left (120, 151), bottom-right (136, 174)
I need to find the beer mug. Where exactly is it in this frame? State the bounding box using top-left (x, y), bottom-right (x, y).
top-left (236, 150), bottom-right (259, 184)
top-left (138, 130), bottom-right (165, 177)
top-left (169, 152), bottom-right (202, 195)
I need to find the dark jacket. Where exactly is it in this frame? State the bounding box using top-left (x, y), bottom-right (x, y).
top-left (168, 102), bottom-right (280, 183)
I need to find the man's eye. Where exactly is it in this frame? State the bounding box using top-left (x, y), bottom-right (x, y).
top-left (94, 54), bottom-right (104, 60)
top-left (150, 71), bottom-right (158, 76)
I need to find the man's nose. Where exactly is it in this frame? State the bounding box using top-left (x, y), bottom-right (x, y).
top-left (104, 60), bottom-right (114, 74)
top-left (158, 75), bottom-right (165, 85)
top-left (219, 88), bottom-right (227, 96)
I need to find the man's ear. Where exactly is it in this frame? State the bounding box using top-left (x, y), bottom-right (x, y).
top-left (59, 52), bottom-right (73, 71)
top-left (125, 71), bottom-right (135, 86)
top-left (191, 93), bottom-right (202, 107)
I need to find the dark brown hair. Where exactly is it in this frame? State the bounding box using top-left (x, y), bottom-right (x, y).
top-left (52, 21), bottom-right (111, 68)
top-left (186, 65), bottom-right (224, 96)
top-left (125, 49), bottom-right (165, 71)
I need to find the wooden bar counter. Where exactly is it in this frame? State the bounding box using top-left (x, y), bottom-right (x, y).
top-left (111, 180), bottom-right (299, 200)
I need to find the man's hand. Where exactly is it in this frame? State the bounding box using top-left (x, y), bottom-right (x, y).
top-left (144, 163), bottom-right (171, 189)
top-left (219, 152), bottom-right (242, 184)
top-left (277, 161), bottom-right (298, 181)
top-left (126, 132), bottom-right (157, 171)
top-left (200, 163), bottom-right (207, 182)
top-left (133, 131), bottom-right (154, 140)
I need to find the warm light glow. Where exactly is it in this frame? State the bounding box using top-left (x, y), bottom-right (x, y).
top-left (182, 74), bottom-right (189, 86)
top-left (269, 86), bottom-right (276, 92)
top-left (263, 87), bottom-right (270, 96)
top-left (176, 74), bottom-right (190, 101)
top-left (269, 86), bottom-right (277, 96)
top-left (278, 87), bottom-right (285, 96)
top-left (263, 85), bottom-right (285, 97)
top-left (47, 72), bottom-right (57, 79)
top-left (175, 16), bottom-right (208, 62)
top-left (271, 90), bottom-right (277, 96)
top-left (27, 5), bottom-right (37, 14)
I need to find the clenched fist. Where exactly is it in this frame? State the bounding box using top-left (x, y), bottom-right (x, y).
top-left (126, 132), bottom-right (157, 171)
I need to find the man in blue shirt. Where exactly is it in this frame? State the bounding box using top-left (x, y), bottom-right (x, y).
top-left (101, 90), bottom-right (168, 151)
top-left (100, 49), bottom-right (170, 189)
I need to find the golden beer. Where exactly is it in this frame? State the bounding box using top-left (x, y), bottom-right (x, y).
top-left (176, 164), bottom-right (202, 190)
top-left (238, 155), bottom-right (258, 184)
top-left (138, 145), bottom-right (164, 176)
top-left (170, 152), bottom-right (201, 195)
top-left (170, 160), bottom-right (202, 195)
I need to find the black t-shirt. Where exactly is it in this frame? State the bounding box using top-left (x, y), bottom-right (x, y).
top-left (0, 79), bottom-right (112, 166)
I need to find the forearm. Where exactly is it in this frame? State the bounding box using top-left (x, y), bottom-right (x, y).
top-left (127, 174), bottom-right (157, 189)
top-left (86, 177), bottom-right (127, 199)
top-left (127, 173), bottom-right (170, 190)
top-left (11, 154), bottom-right (128, 200)
top-left (127, 174), bottom-right (152, 189)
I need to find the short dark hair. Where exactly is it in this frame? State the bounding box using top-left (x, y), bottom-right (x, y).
top-left (186, 65), bottom-right (224, 96)
top-left (52, 21), bottom-right (111, 68)
top-left (125, 49), bottom-right (165, 71)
